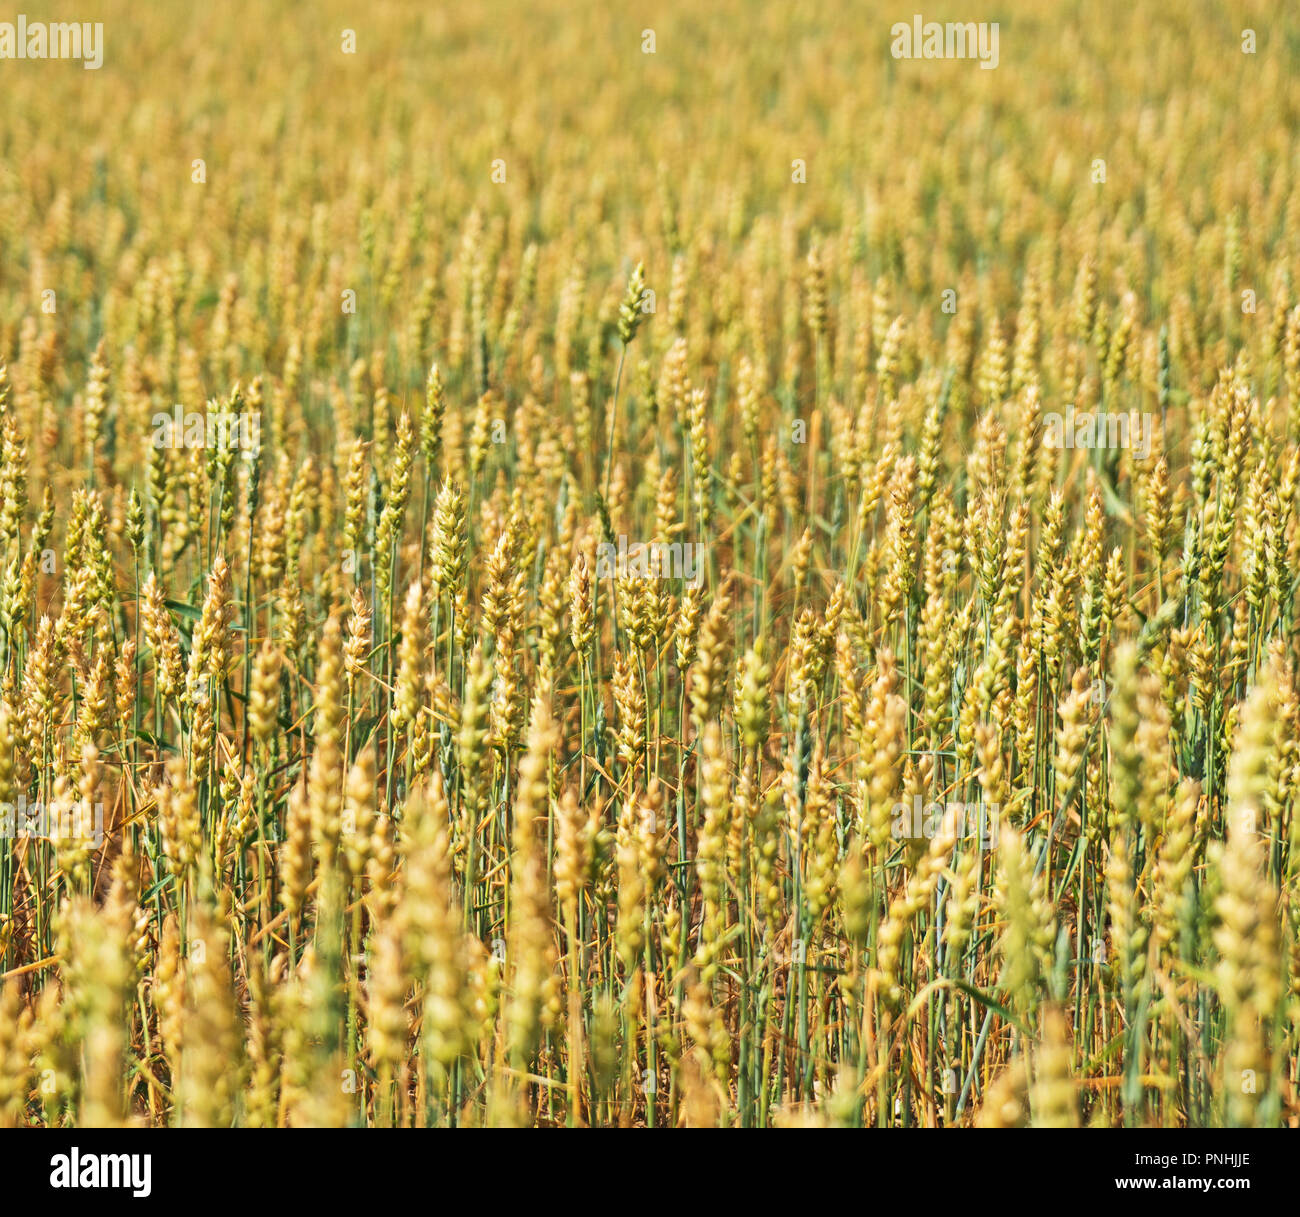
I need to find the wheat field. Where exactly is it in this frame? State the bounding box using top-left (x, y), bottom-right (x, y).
top-left (0, 0), bottom-right (1296, 1128)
